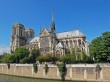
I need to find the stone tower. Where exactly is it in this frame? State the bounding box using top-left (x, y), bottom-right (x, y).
top-left (10, 23), bottom-right (26, 52)
top-left (25, 28), bottom-right (34, 39)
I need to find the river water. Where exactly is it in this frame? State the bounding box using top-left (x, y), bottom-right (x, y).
top-left (0, 74), bottom-right (84, 82)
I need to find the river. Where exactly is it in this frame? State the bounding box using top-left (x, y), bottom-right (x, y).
top-left (0, 74), bottom-right (86, 82)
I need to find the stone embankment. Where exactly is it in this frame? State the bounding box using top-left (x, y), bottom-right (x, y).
top-left (0, 64), bottom-right (110, 82)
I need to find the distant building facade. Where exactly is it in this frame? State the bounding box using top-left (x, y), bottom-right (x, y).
top-left (10, 13), bottom-right (89, 56)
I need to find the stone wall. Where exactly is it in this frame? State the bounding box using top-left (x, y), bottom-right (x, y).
top-left (0, 64), bottom-right (110, 81)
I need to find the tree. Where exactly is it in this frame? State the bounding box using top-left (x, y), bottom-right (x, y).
top-left (90, 32), bottom-right (110, 62)
top-left (20, 57), bottom-right (30, 63)
top-left (57, 63), bottom-right (67, 81)
top-left (36, 55), bottom-right (45, 63)
top-left (1, 54), bottom-right (11, 63)
top-left (15, 47), bottom-right (30, 58)
top-left (0, 54), bottom-right (5, 63)
top-left (30, 49), bottom-right (40, 63)
top-left (60, 48), bottom-right (93, 64)
top-left (60, 54), bottom-right (76, 63)
top-left (2, 47), bottom-right (30, 63)
top-left (14, 47), bottom-right (30, 63)
top-left (36, 54), bottom-right (59, 63)
top-left (8, 54), bottom-right (17, 63)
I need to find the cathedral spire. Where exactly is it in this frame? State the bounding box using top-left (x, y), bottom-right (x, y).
top-left (50, 9), bottom-right (55, 32)
top-left (52, 9), bottom-right (54, 22)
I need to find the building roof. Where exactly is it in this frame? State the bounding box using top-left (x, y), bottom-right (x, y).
top-left (56, 30), bottom-right (85, 39)
top-left (27, 30), bottom-right (85, 43)
top-left (27, 37), bottom-right (39, 43)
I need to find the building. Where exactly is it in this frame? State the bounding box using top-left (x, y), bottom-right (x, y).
top-left (10, 12), bottom-right (89, 56)
top-left (10, 24), bottom-right (34, 52)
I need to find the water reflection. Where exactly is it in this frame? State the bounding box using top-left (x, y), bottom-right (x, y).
top-left (0, 74), bottom-right (73, 82)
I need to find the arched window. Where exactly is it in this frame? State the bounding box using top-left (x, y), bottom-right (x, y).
top-left (70, 40), bottom-right (73, 48)
top-left (66, 40), bottom-right (68, 48)
top-left (73, 40), bottom-right (77, 46)
top-left (56, 50), bottom-right (60, 58)
top-left (78, 39), bottom-right (81, 47)
top-left (82, 41), bottom-right (85, 47)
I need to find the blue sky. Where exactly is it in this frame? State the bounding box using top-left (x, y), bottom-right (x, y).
top-left (0, 0), bottom-right (110, 50)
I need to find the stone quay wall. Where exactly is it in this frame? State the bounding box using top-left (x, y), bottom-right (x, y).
top-left (0, 64), bottom-right (110, 82)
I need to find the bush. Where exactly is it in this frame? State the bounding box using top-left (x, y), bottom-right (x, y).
top-left (36, 55), bottom-right (45, 63)
top-left (7, 63), bottom-right (10, 69)
top-left (44, 64), bottom-right (49, 74)
top-left (36, 54), bottom-right (59, 63)
top-left (30, 49), bottom-right (40, 63)
top-left (1, 54), bottom-right (11, 63)
top-left (33, 63), bottom-right (38, 73)
top-left (60, 54), bottom-right (76, 63)
top-left (57, 63), bottom-right (67, 81)
top-left (20, 57), bottom-right (30, 63)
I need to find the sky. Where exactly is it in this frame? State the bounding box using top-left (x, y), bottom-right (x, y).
top-left (0, 0), bottom-right (110, 54)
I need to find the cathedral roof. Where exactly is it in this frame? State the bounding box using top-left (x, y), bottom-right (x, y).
top-left (56, 30), bottom-right (85, 39)
top-left (27, 30), bottom-right (85, 43)
top-left (27, 37), bottom-right (39, 43)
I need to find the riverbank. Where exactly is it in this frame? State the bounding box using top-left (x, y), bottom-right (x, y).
top-left (0, 64), bottom-right (110, 82)
top-left (0, 73), bottom-right (106, 82)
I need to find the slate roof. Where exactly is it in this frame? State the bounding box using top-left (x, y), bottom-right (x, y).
top-left (56, 30), bottom-right (85, 39)
top-left (27, 30), bottom-right (85, 43)
top-left (27, 37), bottom-right (39, 43)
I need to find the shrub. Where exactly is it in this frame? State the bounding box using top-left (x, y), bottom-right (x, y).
top-left (44, 64), bottom-right (49, 75)
top-left (20, 57), bottom-right (30, 63)
top-left (60, 54), bottom-right (76, 63)
top-left (36, 55), bottom-right (45, 63)
top-left (33, 63), bottom-right (38, 73)
top-left (7, 63), bottom-right (10, 69)
top-left (36, 54), bottom-right (59, 63)
top-left (57, 63), bottom-right (67, 81)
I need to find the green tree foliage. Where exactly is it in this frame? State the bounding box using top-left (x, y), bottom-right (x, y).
top-left (9, 54), bottom-right (19, 63)
top-left (33, 63), bottom-right (38, 73)
top-left (44, 64), bottom-right (49, 74)
top-left (1, 47), bottom-right (30, 63)
top-left (1, 54), bottom-right (11, 63)
top-left (95, 64), bottom-right (101, 79)
top-left (30, 49), bottom-right (40, 63)
top-left (13, 47), bottom-right (30, 63)
top-left (60, 54), bottom-right (76, 63)
top-left (7, 63), bottom-right (10, 69)
top-left (57, 63), bottom-right (67, 81)
top-left (36, 54), bottom-right (58, 63)
top-left (15, 47), bottom-right (30, 59)
top-left (20, 57), bottom-right (30, 63)
top-left (90, 32), bottom-right (110, 62)
top-left (61, 48), bottom-right (93, 64)
top-left (36, 55), bottom-right (45, 63)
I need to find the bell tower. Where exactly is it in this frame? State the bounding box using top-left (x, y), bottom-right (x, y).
top-left (10, 23), bottom-right (26, 52)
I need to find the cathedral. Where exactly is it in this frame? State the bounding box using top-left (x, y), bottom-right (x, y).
top-left (10, 12), bottom-right (89, 56)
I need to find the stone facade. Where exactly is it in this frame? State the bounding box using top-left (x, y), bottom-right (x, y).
top-left (10, 12), bottom-right (89, 56)
top-left (0, 64), bottom-right (110, 81)
top-left (10, 23), bottom-right (34, 52)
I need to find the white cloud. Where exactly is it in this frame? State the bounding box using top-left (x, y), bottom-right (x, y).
top-left (0, 46), bottom-right (10, 55)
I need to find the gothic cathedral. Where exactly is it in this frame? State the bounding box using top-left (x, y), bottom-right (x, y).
top-left (10, 12), bottom-right (89, 56)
